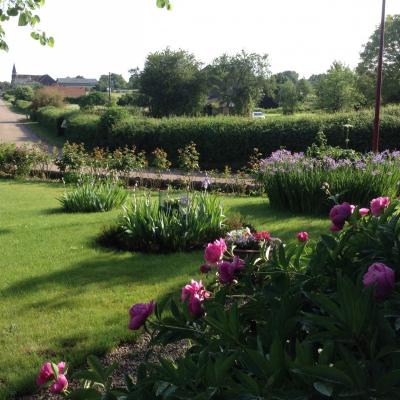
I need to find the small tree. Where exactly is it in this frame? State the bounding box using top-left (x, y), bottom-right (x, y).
top-left (279, 80), bottom-right (298, 115)
top-left (78, 92), bottom-right (108, 109)
top-left (14, 85), bottom-right (34, 101)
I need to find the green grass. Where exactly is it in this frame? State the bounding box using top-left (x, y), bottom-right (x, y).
top-left (0, 181), bottom-right (327, 399)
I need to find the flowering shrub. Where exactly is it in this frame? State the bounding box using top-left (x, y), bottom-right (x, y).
top-left (256, 149), bottom-right (400, 214)
top-left (225, 227), bottom-right (271, 250)
top-left (39, 196), bottom-right (400, 399)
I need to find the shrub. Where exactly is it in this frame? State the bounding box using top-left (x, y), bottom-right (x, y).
top-left (32, 106), bottom-right (78, 132)
top-left (98, 106), bottom-right (129, 134)
top-left (58, 107), bottom-right (400, 170)
top-left (102, 192), bottom-right (225, 253)
top-left (49, 197), bottom-right (400, 399)
top-left (0, 143), bottom-right (35, 176)
top-left (257, 149), bottom-right (400, 214)
top-left (116, 92), bottom-right (139, 107)
top-left (178, 141), bottom-right (200, 172)
top-left (31, 87), bottom-right (64, 111)
top-left (14, 99), bottom-right (31, 113)
top-left (55, 142), bottom-right (87, 173)
top-left (152, 148), bottom-right (171, 171)
top-left (77, 92), bottom-right (108, 109)
top-left (59, 178), bottom-right (129, 212)
top-left (14, 85), bottom-right (34, 101)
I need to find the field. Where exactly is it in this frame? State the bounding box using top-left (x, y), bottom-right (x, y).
top-left (0, 180), bottom-right (327, 399)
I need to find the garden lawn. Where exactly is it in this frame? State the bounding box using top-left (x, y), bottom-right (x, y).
top-left (0, 181), bottom-right (327, 399)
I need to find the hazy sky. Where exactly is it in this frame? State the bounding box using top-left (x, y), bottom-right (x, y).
top-left (1, 0), bottom-right (399, 82)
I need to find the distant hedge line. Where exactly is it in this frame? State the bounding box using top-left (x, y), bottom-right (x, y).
top-left (33, 106), bottom-right (400, 170)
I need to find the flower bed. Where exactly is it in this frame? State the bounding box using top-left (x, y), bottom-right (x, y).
top-left (38, 195), bottom-right (400, 398)
top-left (256, 149), bottom-right (400, 214)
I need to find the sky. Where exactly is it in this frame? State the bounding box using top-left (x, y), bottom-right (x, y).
top-left (1, 0), bottom-right (400, 82)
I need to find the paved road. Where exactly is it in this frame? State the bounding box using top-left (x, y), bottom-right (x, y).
top-left (0, 99), bottom-right (41, 147)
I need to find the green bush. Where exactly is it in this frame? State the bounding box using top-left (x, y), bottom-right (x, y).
top-left (78, 92), bottom-right (108, 109)
top-left (14, 86), bottom-right (34, 101)
top-left (55, 107), bottom-right (400, 170)
top-left (32, 106), bottom-right (77, 132)
top-left (257, 149), bottom-right (400, 214)
top-left (14, 99), bottom-right (31, 113)
top-left (59, 179), bottom-right (129, 213)
top-left (0, 143), bottom-right (35, 177)
top-left (102, 192), bottom-right (225, 253)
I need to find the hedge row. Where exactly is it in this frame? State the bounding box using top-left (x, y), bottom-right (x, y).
top-left (33, 107), bottom-right (400, 170)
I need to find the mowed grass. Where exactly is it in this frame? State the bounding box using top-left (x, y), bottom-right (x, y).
top-left (0, 180), bottom-right (328, 399)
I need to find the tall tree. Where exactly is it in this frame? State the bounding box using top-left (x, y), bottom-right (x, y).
top-left (139, 48), bottom-right (206, 117)
top-left (95, 73), bottom-right (127, 92)
top-left (316, 61), bottom-right (362, 112)
top-left (279, 80), bottom-right (298, 115)
top-left (207, 51), bottom-right (270, 115)
top-left (357, 15), bottom-right (400, 104)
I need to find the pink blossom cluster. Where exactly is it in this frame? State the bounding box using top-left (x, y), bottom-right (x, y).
top-left (181, 280), bottom-right (211, 317)
top-left (329, 197), bottom-right (390, 232)
top-left (37, 362), bottom-right (68, 394)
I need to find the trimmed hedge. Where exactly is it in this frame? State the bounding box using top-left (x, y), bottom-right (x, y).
top-left (34, 107), bottom-right (400, 170)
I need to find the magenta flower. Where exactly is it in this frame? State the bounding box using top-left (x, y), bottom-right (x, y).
top-left (204, 239), bottom-right (227, 264)
top-left (363, 263), bottom-right (395, 299)
top-left (329, 202), bottom-right (353, 231)
top-left (181, 280), bottom-right (210, 317)
top-left (359, 208), bottom-right (370, 217)
top-left (218, 256), bottom-right (245, 284)
top-left (49, 374), bottom-right (68, 394)
top-left (128, 301), bottom-right (155, 330)
top-left (199, 264), bottom-right (212, 274)
top-left (37, 362), bottom-right (65, 386)
top-left (297, 231), bottom-right (309, 242)
top-left (370, 197), bottom-right (390, 217)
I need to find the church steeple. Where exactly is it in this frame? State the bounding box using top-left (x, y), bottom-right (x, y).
top-left (12, 64), bottom-right (17, 84)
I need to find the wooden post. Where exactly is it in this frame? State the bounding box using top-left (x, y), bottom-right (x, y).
top-left (372, 0), bottom-right (386, 153)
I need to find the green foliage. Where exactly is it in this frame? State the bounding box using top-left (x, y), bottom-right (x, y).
top-left (98, 106), bottom-right (129, 133)
top-left (14, 99), bottom-right (31, 112)
top-left (14, 85), bottom-right (34, 101)
top-left (152, 148), bottom-right (171, 171)
top-left (95, 73), bottom-right (127, 92)
top-left (116, 91), bottom-right (140, 107)
top-left (316, 61), bottom-right (363, 112)
top-left (31, 87), bottom-right (64, 110)
top-left (55, 106), bottom-right (400, 170)
top-left (71, 198), bottom-right (400, 399)
top-left (279, 80), bottom-right (298, 115)
top-left (207, 50), bottom-right (270, 115)
top-left (59, 178), bottom-right (129, 213)
top-left (0, 143), bottom-right (35, 176)
top-left (55, 142), bottom-right (87, 173)
top-left (140, 48), bottom-right (207, 117)
top-left (104, 192), bottom-right (225, 253)
top-left (178, 141), bottom-right (200, 172)
top-left (357, 15), bottom-right (400, 104)
top-left (77, 92), bottom-right (108, 109)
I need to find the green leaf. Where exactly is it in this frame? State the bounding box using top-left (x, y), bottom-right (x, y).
top-left (18, 13), bottom-right (29, 26)
top-left (47, 36), bottom-right (55, 47)
top-left (7, 8), bottom-right (19, 16)
top-left (313, 382), bottom-right (333, 397)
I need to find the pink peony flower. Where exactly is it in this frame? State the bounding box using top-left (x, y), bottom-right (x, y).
top-left (181, 280), bottom-right (210, 317)
top-left (128, 301), bottom-right (155, 330)
top-left (297, 231), bottom-right (309, 242)
top-left (370, 197), bottom-right (390, 217)
top-left (49, 374), bottom-right (68, 394)
top-left (199, 264), bottom-right (212, 274)
top-left (363, 262), bottom-right (395, 300)
top-left (218, 256), bottom-right (245, 284)
top-left (204, 239), bottom-right (227, 264)
top-left (37, 362), bottom-right (66, 386)
top-left (329, 202), bottom-right (353, 231)
top-left (359, 208), bottom-right (370, 217)
top-left (253, 231), bottom-right (271, 242)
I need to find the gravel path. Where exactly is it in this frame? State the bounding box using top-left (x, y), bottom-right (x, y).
top-left (0, 100), bottom-right (42, 147)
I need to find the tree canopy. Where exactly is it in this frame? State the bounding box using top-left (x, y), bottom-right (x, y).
top-left (95, 73), bottom-right (128, 92)
top-left (139, 48), bottom-right (206, 117)
top-left (357, 15), bottom-right (400, 103)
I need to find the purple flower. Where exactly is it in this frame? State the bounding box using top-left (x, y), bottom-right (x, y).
top-left (363, 263), bottom-right (395, 299)
top-left (128, 301), bottom-right (155, 330)
top-left (49, 375), bottom-right (68, 394)
top-left (37, 362), bottom-right (65, 386)
top-left (204, 239), bottom-right (227, 264)
top-left (218, 257), bottom-right (245, 284)
top-left (370, 197), bottom-right (390, 217)
top-left (329, 202), bottom-right (353, 231)
top-left (199, 264), bottom-right (212, 274)
top-left (181, 280), bottom-right (210, 317)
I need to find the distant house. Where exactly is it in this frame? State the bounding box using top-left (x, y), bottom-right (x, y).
top-left (11, 64), bottom-right (56, 86)
top-left (56, 78), bottom-right (98, 89)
